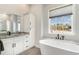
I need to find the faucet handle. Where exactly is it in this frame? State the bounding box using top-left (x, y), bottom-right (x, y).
top-left (57, 34), bottom-right (59, 39)
top-left (61, 36), bottom-right (64, 40)
top-left (55, 37), bottom-right (57, 39)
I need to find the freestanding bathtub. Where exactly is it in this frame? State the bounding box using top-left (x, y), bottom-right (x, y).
top-left (40, 38), bottom-right (79, 55)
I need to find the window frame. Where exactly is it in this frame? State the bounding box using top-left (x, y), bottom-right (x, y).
top-left (48, 13), bottom-right (74, 35)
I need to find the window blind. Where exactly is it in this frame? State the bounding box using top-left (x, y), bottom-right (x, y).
top-left (49, 4), bottom-right (73, 17)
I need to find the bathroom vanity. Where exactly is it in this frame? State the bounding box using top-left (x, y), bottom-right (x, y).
top-left (0, 33), bottom-right (34, 55)
top-left (40, 39), bottom-right (79, 55)
top-left (0, 12), bottom-right (35, 55)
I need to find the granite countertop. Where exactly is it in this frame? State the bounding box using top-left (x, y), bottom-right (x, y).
top-left (0, 32), bottom-right (29, 39)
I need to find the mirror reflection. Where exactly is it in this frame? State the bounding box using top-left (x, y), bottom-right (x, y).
top-left (0, 14), bottom-right (21, 34)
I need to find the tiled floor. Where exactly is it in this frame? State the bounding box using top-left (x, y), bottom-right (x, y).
top-left (19, 47), bottom-right (41, 55)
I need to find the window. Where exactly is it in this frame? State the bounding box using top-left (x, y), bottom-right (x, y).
top-left (49, 13), bottom-right (73, 34)
top-left (48, 5), bottom-right (74, 35)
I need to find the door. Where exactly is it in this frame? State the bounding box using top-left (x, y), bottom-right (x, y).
top-left (29, 13), bottom-right (35, 46)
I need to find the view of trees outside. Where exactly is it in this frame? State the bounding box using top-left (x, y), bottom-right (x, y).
top-left (49, 15), bottom-right (72, 33)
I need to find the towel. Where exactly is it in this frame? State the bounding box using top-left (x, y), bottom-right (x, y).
top-left (0, 40), bottom-right (4, 52)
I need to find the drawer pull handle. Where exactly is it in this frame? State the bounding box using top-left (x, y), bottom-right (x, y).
top-left (12, 43), bottom-right (16, 48)
top-left (26, 46), bottom-right (28, 47)
top-left (26, 41), bottom-right (28, 42)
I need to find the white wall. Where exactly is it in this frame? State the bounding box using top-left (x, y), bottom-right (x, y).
top-left (30, 5), bottom-right (43, 47)
top-left (42, 4), bottom-right (79, 43)
top-left (42, 4), bottom-right (64, 38)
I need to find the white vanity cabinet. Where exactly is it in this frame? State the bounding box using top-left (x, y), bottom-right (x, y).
top-left (1, 35), bottom-right (33, 55)
top-left (13, 36), bottom-right (24, 55)
top-left (1, 38), bottom-right (14, 55)
top-left (23, 35), bottom-right (34, 51)
top-left (23, 35), bottom-right (30, 50)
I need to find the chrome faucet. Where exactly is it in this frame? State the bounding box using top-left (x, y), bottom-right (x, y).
top-left (61, 35), bottom-right (64, 40)
top-left (56, 34), bottom-right (64, 40)
top-left (56, 34), bottom-right (60, 39)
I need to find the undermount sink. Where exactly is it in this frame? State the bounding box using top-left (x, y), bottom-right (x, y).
top-left (40, 38), bottom-right (79, 55)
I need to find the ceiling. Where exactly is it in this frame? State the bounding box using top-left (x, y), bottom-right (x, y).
top-left (0, 4), bottom-right (30, 15)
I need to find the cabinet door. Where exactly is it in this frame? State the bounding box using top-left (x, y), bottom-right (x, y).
top-left (1, 38), bottom-right (14, 55)
top-left (29, 36), bottom-right (34, 47)
top-left (13, 36), bottom-right (24, 55)
top-left (29, 14), bottom-right (35, 47)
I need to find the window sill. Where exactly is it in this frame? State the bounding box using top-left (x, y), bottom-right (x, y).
top-left (48, 31), bottom-right (75, 36)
